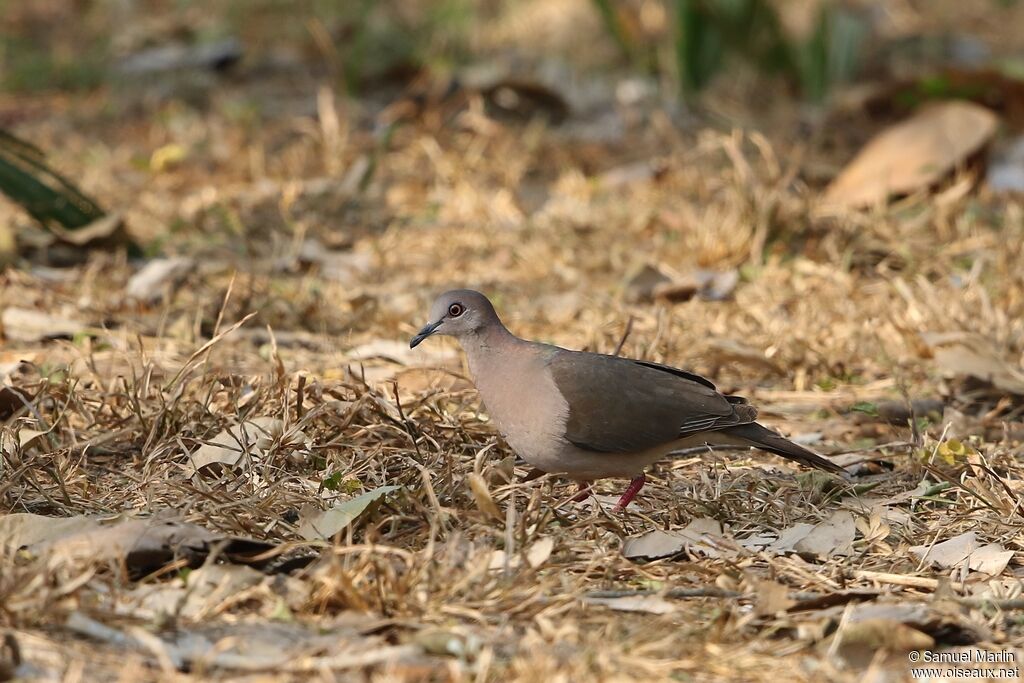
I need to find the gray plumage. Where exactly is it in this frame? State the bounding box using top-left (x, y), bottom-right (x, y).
top-left (410, 289), bottom-right (845, 490)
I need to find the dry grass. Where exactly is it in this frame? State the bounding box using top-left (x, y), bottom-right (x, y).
top-left (3, 2), bottom-right (1024, 681)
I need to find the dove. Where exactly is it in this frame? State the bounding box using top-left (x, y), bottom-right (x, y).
top-left (410, 289), bottom-right (844, 509)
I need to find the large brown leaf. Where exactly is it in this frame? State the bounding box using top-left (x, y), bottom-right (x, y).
top-left (824, 101), bottom-right (998, 207)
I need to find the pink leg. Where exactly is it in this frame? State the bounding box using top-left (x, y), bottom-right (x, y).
top-left (572, 481), bottom-right (593, 502)
top-left (613, 473), bottom-right (646, 511)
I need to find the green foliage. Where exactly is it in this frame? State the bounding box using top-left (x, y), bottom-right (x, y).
top-left (0, 36), bottom-right (106, 92)
top-left (674, 0), bottom-right (725, 94)
top-left (591, 0), bottom-right (634, 60)
top-left (793, 5), bottom-right (869, 102)
top-left (315, 0), bottom-right (474, 92)
top-left (594, 0), bottom-right (869, 102)
top-left (0, 130), bottom-right (107, 230)
top-left (850, 401), bottom-right (879, 417)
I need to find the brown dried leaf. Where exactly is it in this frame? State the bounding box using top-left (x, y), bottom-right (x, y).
top-left (467, 472), bottom-right (502, 520)
top-left (923, 331), bottom-right (1024, 396)
top-left (754, 580), bottom-right (796, 616)
top-left (585, 595), bottom-right (677, 615)
top-left (526, 537), bottom-right (554, 568)
top-left (824, 101), bottom-right (998, 207)
top-left (17, 428), bottom-right (47, 450)
top-left (832, 619), bottom-right (934, 657)
top-left (179, 564), bottom-right (266, 619)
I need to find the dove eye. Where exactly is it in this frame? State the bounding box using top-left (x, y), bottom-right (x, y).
top-left (448, 303), bottom-right (465, 317)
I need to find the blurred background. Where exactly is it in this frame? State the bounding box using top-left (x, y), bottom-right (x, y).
top-left (2, 0), bottom-right (1024, 386)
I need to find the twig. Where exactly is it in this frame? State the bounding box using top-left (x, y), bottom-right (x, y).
top-left (851, 569), bottom-right (955, 591)
top-left (586, 587), bottom-right (741, 600)
top-left (295, 373), bottom-right (306, 420)
top-left (391, 381), bottom-right (422, 462)
top-left (613, 316), bottom-right (635, 357)
top-left (958, 598), bottom-right (1024, 610)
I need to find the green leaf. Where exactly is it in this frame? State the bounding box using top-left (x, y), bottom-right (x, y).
top-left (674, 0), bottom-right (725, 95)
top-left (590, 0), bottom-right (634, 61)
top-left (850, 401), bottom-right (879, 417)
top-left (322, 471), bottom-right (346, 492)
top-left (0, 129), bottom-right (106, 230)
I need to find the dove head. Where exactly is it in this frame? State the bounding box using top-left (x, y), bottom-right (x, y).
top-left (409, 289), bottom-right (504, 348)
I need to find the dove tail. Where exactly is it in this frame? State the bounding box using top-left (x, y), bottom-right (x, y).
top-left (720, 422), bottom-right (846, 475)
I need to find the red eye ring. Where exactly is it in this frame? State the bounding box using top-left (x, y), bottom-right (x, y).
top-left (448, 303), bottom-right (464, 317)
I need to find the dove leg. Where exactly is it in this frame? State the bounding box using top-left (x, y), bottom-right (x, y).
top-left (613, 473), bottom-right (646, 511)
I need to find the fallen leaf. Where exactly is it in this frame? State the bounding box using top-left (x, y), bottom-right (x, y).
top-left (697, 269), bottom-right (740, 302)
top-left (467, 473), bottom-right (502, 520)
top-left (624, 264), bottom-right (671, 303)
top-left (824, 101), bottom-right (998, 207)
top-left (596, 160), bottom-right (667, 190)
top-left (794, 511), bottom-right (856, 557)
top-left (17, 428), bottom-right (47, 450)
top-left (296, 240), bottom-right (374, 285)
top-left (768, 512), bottom-right (855, 558)
top-left (736, 532), bottom-right (779, 550)
top-left (1, 307), bottom-right (87, 342)
top-left (967, 544), bottom-right (1015, 576)
top-left (922, 331), bottom-right (1024, 396)
top-left (487, 549), bottom-right (515, 571)
top-left (526, 537), bottom-right (554, 568)
top-left (754, 580), bottom-right (796, 616)
top-left (414, 628), bottom-right (482, 658)
top-left (622, 530), bottom-right (686, 560)
top-left (187, 417), bottom-right (284, 474)
top-left (911, 531), bottom-right (1013, 576)
top-left (149, 143), bottom-right (187, 172)
top-left (296, 486), bottom-right (401, 540)
top-left (767, 523), bottom-right (816, 553)
top-left (179, 564), bottom-right (265, 619)
top-left (126, 257), bottom-right (194, 303)
top-left (647, 269), bottom-right (740, 304)
top-left (0, 513), bottom-right (99, 549)
top-left (830, 619), bottom-right (934, 664)
top-left (0, 513), bottom-right (285, 577)
top-left (585, 595), bottom-right (676, 615)
top-left (622, 518), bottom-right (732, 560)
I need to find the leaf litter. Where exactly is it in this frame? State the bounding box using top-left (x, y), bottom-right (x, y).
top-left (4, 4), bottom-right (1024, 680)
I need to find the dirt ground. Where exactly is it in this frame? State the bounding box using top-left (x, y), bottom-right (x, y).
top-left (3, 1), bottom-right (1024, 681)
